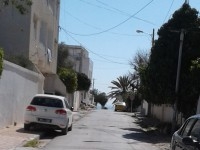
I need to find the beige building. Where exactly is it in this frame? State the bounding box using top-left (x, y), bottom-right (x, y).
top-left (67, 45), bottom-right (93, 80)
top-left (0, 0), bottom-right (66, 96)
top-left (66, 45), bottom-right (93, 109)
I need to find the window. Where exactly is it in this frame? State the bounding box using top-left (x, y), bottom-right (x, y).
top-left (180, 118), bottom-right (196, 137)
top-left (33, 14), bottom-right (38, 40)
top-left (31, 97), bottom-right (63, 108)
top-left (47, 48), bottom-right (52, 62)
top-left (39, 21), bottom-right (47, 46)
top-left (64, 99), bottom-right (70, 109)
top-left (190, 119), bottom-right (200, 141)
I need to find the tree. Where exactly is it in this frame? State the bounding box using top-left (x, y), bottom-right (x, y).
top-left (57, 43), bottom-right (78, 93)
top-left (0, 0), bottom-right (32, 14)
top-left (58, 68), bottom-right (77, 93)
top-left (0, 48), bottom-right (4, 76)
top-left (77, 73), bottom-right (91, 91)
top-left (130, 51), bottom-right (150, 112)
top-left (109, 75), bottom-right (133, 109)
top-left (57, 43), bottom-right (73, 69)
top-left (147, 3), bottom-right (200, 117)
top-left (92, 89), bottom-right (108, 107)
top-left (129, 51), bottom-right (149, 99)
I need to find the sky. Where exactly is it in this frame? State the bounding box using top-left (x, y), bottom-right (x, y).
top-left (58, 0), bottom-right (200, 95)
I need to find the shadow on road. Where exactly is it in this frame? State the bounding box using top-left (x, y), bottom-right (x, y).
top-left (122, 112), bottom-right (171, 145)
top-left (122, 127), bottom-right (170, 144)
top-left (16, 127), bottom-right (44, 135)
top-left (16, 127), bottom-right (64, 140)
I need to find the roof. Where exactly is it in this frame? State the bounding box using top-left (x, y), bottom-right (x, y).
top-left (188, 114), bottom-right (200, 119)
top-left (34, 94), bottom-right (65, 100)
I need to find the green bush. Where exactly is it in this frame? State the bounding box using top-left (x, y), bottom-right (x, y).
top-left (0, 48), bottom-right (4, 76)
top-left (5, 55), bottom-right (34, 70)
top-left (58, 67), bottom-right (78, 93)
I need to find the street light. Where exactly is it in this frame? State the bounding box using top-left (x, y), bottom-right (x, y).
top-left (136, 29), bottom-right (155, 47)
top-left (136, 30), bottom-right (144, 33)
top-left (136, 28), bottom-right (155, 116)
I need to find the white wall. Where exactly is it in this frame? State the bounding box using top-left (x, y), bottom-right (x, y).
top-left (142, 100), bottom-right (148, 115)
top-left (151, 104), bottom-right (173, 122)
top-left (67, 91), bottom-right (82, 112)
top-left (0, 61), bottom-right (44, 129)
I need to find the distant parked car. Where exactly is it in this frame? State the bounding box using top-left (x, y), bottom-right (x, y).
top-left (113, 102), bottom-right (126, 111)
top-left (171, 114), bottom-right (200, 150)
top-left (24, 94), bottom-right (73, 135)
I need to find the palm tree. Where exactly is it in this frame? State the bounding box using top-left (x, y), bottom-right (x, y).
top-left (130, 51), bottom-right (150, 114)
top-left (108, 75), bottom-right (133, 104)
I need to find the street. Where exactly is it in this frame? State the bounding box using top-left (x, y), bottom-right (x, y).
top-left (39, 109), bottom-right (169, 150)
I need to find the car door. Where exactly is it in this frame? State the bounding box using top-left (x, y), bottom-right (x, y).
top-left (188, 119), bottom-right (200, 150)
top-left (174, 118), bottom-right (196, 150)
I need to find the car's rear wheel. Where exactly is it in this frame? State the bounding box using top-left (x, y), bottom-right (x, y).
top-left (61, 121), bottom-right (69, 135)
top-left (68, 124), bottom-right (72, 131)
top-left (61, 126), bottom-right (68, 135)
top-left (24, 124), bottom-right (30, 131)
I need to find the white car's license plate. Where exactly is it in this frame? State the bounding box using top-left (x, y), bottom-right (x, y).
top-left (38, 118), bottom-right (52, 123)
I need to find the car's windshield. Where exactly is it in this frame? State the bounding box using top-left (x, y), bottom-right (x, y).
top-left (31, 97), bottom-right (63, 108)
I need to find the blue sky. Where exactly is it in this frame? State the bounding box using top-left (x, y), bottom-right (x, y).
top-left (59, 0), bottom-right (200, 94)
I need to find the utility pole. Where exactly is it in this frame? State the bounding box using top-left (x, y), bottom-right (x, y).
top-left (92, 78), bottom-right (95, 104)
top-left (152, 28), bottom-right (155, 47)
top-left (147, 28), bottom-right (155, 116)
top-left (172, 29), bottom-right (185, 133)
top-left (93, 78), bottom-right (95, 90)
top-left (136, 28), bottom-right (155, 116)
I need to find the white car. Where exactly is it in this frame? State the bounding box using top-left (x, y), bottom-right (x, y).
top-left (24, 94), bottom-right (73, 135)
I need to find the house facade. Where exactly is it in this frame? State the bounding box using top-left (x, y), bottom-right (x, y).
top-left (0, 0), bottom-right (66, 96)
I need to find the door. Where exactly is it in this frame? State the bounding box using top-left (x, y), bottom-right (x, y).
top-left (174, 118), bottom-right (196, 150)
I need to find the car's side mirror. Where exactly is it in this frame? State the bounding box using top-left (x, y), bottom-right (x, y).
top-left (71, 107), bottom-right (74, 111)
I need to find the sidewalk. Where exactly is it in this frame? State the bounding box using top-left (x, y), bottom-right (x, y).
top-left (0, 124), bottom-right (42, 150)
top-left (0, 109), bottom-right (91, 150)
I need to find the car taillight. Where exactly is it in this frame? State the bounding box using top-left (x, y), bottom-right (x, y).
top-left (55, 109), bottom-right (67, 115)
top-left (26, 105), bottom-right (36, 111)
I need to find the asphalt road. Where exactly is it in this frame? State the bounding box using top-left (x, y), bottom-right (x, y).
top-left (39, 109), bottom-right (164, 150)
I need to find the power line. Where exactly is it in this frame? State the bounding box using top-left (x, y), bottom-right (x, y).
top-left (92, 58), bottom-right (129, 65)
top-left (95, 0), bottom-right (156, 26)
top-left (62, 9), bottom-right (101, 30)
top-left (62, 9), bottom-right (146, 37)
top-left (65, 0), bottom-right (154, 36)
top-left (163, 0), bottom-right (175, 23)
top-left (59, 26), bottom-right (129, 65)
top-left (79, 0), bottom-right (115, 12)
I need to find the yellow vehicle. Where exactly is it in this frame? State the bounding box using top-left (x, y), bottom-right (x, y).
top-left (114, 102), bottom-right (126, 111)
